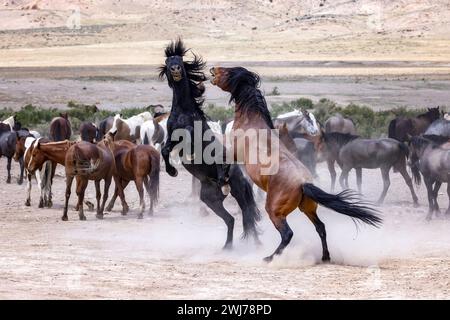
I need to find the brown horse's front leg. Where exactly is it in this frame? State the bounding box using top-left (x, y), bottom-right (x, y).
top-left (62, 175), bottom-right (74, 221)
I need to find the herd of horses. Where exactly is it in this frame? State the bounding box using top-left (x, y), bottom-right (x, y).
top-left (1, 39), bottom-right (449, 262)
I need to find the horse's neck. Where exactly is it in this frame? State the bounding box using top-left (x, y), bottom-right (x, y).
top-left (42, 142), bottom-right (71, 163)
top-left (171, 81), bottom-right (196, 114)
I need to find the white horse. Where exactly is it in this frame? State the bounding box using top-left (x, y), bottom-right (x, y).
top-left (274, 109), bottom-right (320, 136)
top-left (2, 115), bottom-right (15, 131)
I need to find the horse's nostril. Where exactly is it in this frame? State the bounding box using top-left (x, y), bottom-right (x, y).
top-left (170, 65), bottom-right (181, 72)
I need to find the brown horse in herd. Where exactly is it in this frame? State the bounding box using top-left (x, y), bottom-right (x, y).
top-left (388, 107), bottom-right (441, 142)
top-left (211, 66), bottom-right (381, 262)
top-left (104, 132), bottom-right (160, 218)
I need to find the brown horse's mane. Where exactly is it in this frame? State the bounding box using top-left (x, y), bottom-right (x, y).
top-left (158, 39), bottom-right (207, 116)
top-left (226, 67), bottom-right (274, 129)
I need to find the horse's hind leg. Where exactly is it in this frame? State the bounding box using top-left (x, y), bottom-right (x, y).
top-left (6, 157), bottom-right (11, 183)
top-left (424, 177), bottom-right (435, 221)
top-left (432, 181), bottom-right (442, 215)
top-left (25, 173), bottom-right (32, 206)
top-left (76, 178), bottom-right (88, 221)
top-left (299, 196), bottom-right (330, 262)
top-left (200, 182), bottom-right (234, 249)
top-left (18, 156), bottom-right (24, 185)
top-left (356, 168), bottom-right (362, 194)
top-left (339, 166), bottom-right (350, 190)
top-left (398, 165), bottom-right (419, 206)
top-left (135, 176), bottom-right (145, 219)
top-left (62, 175), bottom-right (74, 221)
top-left (377, 167), bottom-right (391, 205)
top-left (263, 214), bottom-right (293, 262)
top-left (99, 176), bottom-right (112, 219)
top-left (446, 183), bottom-right (450, 215)
top-left (327, 159), bottom-right (336, 191)
top-left (94, 180), bottom-right (102, 219)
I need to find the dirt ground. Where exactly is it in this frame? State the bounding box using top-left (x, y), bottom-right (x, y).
top-left (0, 157), bottom-right (449, 299)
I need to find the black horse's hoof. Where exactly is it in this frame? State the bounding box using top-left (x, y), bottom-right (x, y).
top-left (47, 200), bottom-right (53, 208)
top-left (166, 167), bottom-right (178, 177)
top-left (95, 214), bottom-right (103, 220)
top-left (17, 179), bottom-right (23, 185)
top-left (38, 201), bottom-right (44, 208)
top-left (222, 243), bottom-right (233, 251)
top-left (61, 216), bottom-right (68, 221)
top-left (322, 255), bottom-right (331, 263)
top-left (25, 199), bottom-right (31, 207)
top-left (105, 205), bottom-right (113, 212)
top-left (79, 215), bottom-right (87, 221)
top-left (263, 256), bottom-right (273, 263)
top-left (6, 179), bottom-right (11, 184)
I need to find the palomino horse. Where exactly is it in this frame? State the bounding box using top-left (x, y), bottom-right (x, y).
top-left (109, 112), bottom-right (153, 143)
top-left (330, 133), bottom-right (419, 205)
top-left (409, 135), bottom-right (450, 220)
top-left (14, 135), bottom-right (53, 207)
top-left (79, 121), bottom-right (98, 143)
top-left (63, 141), bottom-right (114, 220)
top-left (26, 139), bottom-right (95, 212)
top-left (388, 107), bottom-right (441, 142)
top-left (104, 132), bottom-right (160, 218)
top-left (211, 66), bottom-right (381, 262)
top-left (324, 114), bottom-right (356, 135)
top-left (159, 39), bottom-right (261, 248)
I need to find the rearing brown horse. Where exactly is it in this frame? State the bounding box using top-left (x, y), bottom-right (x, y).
top-left (211, 66), bottom-right (382, 262)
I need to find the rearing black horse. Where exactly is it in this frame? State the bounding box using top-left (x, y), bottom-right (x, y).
top-left (159, 39), bottom-right (261, 248)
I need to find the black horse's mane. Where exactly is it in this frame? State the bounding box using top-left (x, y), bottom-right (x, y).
top-left (413, 134), bottom-right (449, 149)
top-left (158, 39), bottom-right (207, 118)
top-left (323, 132), bottom-right (360, 146)
top-left (226, 67), bottom-right (274, 129)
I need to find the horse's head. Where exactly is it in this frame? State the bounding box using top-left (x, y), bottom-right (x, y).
top-left (14, 134), bottom-right (28, 161)
top-left (59, 112), bottom-right (69, 120)
top-left (300, 109), bottom-right (320, 136)
top-left (109, 114), bottom-right (122, 136)
top-left (210, 66), bottom-right (260, 94)
top-left (27, 139), bottom-right (46, 173)
top-left (427, 107), bottom-right (441, 121)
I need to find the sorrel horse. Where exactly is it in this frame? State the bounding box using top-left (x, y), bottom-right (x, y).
top-left (409, 135), bottom-right (450, 220)
top-left (388, 107), bottom-right (441, 142)
top-left (159, 39), bottom-right (261, 248)
top-left (104, 132), bottom-right (160, 218)
top-left (211, 66), bottom-right (381, 262)
top-left (26, 139), bottom-right (95, 212)
top-left (63, 141), bottom-right (114, 221)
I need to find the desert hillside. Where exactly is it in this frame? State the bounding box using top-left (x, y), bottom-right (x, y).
top-left (0, 0), bottom-right (449, 66)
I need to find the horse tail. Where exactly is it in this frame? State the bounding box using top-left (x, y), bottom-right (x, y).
top-left (302, 183), bottom-right (382, 228)
top-left (143, 132), bottom-right (150, 145)
top-left (51, 120), bottom-right (62, 142)
top-left (388, 118), bottom-right (397, 140)
top-left (73, 144), bottom-right (101, 176)
top-left (229, 165), bottom-right (261, 239)
top-left (410, 160), bottom-right (422, 186)
top-left (393, 141), bottom-right (409, 173)
top-left (147, 151), bottom-right (160, 213)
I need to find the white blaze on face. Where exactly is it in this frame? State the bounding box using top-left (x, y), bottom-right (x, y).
top-left (109, 114), bottom-right (121, 134)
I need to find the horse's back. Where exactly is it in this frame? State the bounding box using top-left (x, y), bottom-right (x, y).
top-left (425, 119), bottom-right (450, 137)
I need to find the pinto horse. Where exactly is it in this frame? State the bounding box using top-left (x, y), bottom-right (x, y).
top-left (211, 66), bottom-right (382, 262)
top-left (109, 112), bottom-right (153, 143)
top-left (159, 39), bottom-right (261, 248)
top-left (104, 132), bottom-right (160, 218)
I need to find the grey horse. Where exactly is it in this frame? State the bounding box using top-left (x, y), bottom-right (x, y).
top-left (324, 133), bottom-right (418, 205)
top-left (0, 127), bottom-right (27, 184)
top-left (424, 119), bottom-right (450, 138)
top-left (324, 114), bottom-right (357, 135)
top-left (409, 135), bottom-right (450, 220)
